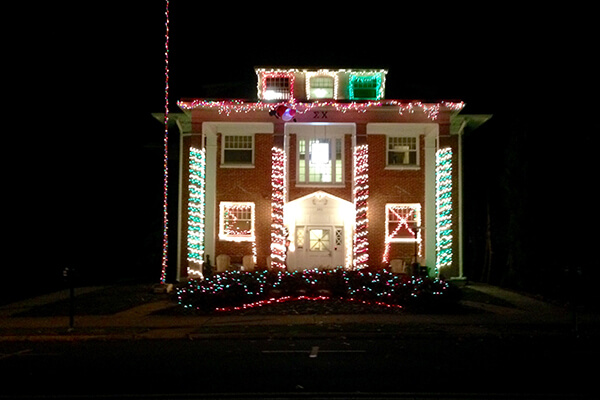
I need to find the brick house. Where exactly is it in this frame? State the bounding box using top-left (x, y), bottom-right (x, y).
top-left (171, 68), bottom-right (489, 281)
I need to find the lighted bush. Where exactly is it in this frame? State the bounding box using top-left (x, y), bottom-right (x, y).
top-left (176, 268), bottom-right (458, 312)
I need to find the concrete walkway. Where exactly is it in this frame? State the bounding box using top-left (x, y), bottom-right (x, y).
top-left (0, 282), bottom-right (596, 342)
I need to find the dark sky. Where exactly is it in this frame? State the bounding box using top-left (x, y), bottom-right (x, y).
top-left (8, 2), bottom-right (586, 293)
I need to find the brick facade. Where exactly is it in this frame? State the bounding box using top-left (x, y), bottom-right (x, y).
top-left (174, 68), bottom-right (470, 280)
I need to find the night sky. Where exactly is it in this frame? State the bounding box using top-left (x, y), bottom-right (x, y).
top-left (7, 3), bottom-right (592, 301)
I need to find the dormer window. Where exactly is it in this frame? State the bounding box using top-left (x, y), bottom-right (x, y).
top-left (349, 73), bottom-right (384, 100)
top-left (258, 71), bottom-right (295, 101)
top-left (306, 71), bottom-right (338, 100)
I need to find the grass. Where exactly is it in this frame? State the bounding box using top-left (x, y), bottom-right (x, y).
top-left (10, 281), bottom-right (518, 318)
top-left (13, 284), bottom-right (166, 317)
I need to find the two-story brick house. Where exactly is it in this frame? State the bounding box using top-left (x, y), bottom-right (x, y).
top-left (171, 67), bottom-right (488, 281)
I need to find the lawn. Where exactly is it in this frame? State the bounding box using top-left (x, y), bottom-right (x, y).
top-left (13, 284), bottom-right (165, 317)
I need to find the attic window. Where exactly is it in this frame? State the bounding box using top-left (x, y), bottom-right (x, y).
top-left (260, 72), bottom-right (295, 101)
top-left (349, 74), bottom-right (383, 100)
top-left (309, 76), bottom-right (335, 99)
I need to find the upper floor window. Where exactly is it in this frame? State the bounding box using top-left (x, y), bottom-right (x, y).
top-left (349, 73), bottom-right (384, 100)
top-left (259, 71), bottom-right (295, 101)
top-left (308, 76), bottom-right (335, 100)
top-left (222, 134), bottom-right (254, 166)
top-left (298, 137), bottom-right (343, 185)
top-left (387, 135), bottom-right (419, 168)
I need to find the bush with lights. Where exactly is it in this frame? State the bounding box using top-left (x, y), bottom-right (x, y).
top-left (176, 267), bottom-right (459, 313)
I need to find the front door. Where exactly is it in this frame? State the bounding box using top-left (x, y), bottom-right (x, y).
top-left (295, 225), bottom-right (344, 269)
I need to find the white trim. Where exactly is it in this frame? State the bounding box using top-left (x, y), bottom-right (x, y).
top-left (220, 133), bottom-right (255, 168)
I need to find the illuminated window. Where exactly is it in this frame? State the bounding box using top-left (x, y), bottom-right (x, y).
top-left (298, 138), bottom-right (343, 184)
top-left (296, 227), bottom-right (305, 249)
top-left (219, 202), bottom-right (255, 242)
top-left (349, 74), bottom-right (383, 100)
top-left (264, 77), bottom-right (291, 101)
top-left (222, 134), bottom-right (253, 166)
top-left (385, 204), bottom-right (421, 243)
top-left (387, 136), bottom-right (418, 167)
top-left (309, 76), bottom-right (334, 99)
top-left (309, 228), bottom-right (330, 252)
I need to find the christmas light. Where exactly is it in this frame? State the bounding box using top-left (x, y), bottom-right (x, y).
top-left (435, 147), bottom-right (453, 272)
top-left (348, 72), bottom-right (385, 100)
top-left (382, 204), bottom-right (422, 264)
top-left (353, 145), bottom-right (369, 269)
top-left (219, 202), bottom-right (256, 241)
top-left (305, 70), bottom-right (339, 100)
top-left (270, 147), bottom-right (287, 270)
top-left (160, 0), bottom-right (170, 284)
top-left (176, 268), bottom-right (452, 312)
top-left (256, 69), bottom-right (296, 101)
top-left (177, 99), bottom-right (464, 121)
top-left (187, 147), bottom-right (205, 278)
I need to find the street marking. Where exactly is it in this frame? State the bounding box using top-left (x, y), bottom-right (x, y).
top-left (262, 346), bottom-right (366, 358)
top-left (0, 349), bottom-right (32, 360)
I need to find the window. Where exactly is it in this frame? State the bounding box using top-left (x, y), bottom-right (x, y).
top-left (309, 76), bottom-right (335, 99)
top-left (222, 135), bottom-right (253, 166)
top-left (298, 137), bottom-right (343, 185)
top-left (309, 229), bottom-right (330, 252)
top-left (349, 74), bottom-right (383, 100)
top-left (219, 202), bottom-right (255, 242)
top-left (264, 76), bottom-right (291, 101)
top-left (387, 135), bottom-right (419, 168)
top-left (385, 204), bottom-right (421, 243)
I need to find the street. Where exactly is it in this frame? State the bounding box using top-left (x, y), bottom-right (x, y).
top-left (0, 334), bottom-right (596, 398)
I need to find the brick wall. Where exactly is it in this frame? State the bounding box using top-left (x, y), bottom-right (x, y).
top-left (214, 133), bottom-right (273, 268)
top-left (367, 134), bottom-right (426, 267)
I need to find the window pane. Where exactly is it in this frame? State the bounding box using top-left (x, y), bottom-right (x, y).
top-left (224, 149), bottom-right (252, 164)
top-left (309, 229), bottom-right (330, 252)
top-left (309, 139), bottom-right (332, 183)
top-left (223, 135), bottom-right (253, 165)
top-left (388, 136), bottom-right (417, 166)
top-left (310, 76), bottom-right (334, 99)
top-left (298, 139), bottom-right (306, 182)
top-left (264, 77), bottom-right (291, 100)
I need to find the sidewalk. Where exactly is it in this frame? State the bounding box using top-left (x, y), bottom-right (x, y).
top-left (1, 282), bottom-right (597, 342)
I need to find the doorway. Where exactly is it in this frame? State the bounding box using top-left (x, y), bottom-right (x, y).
top-left (284, 191), bottom-right (354, 271)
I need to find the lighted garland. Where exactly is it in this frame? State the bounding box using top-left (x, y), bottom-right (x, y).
top-left (353, 145), bottom-right (369, 269)
top-left (187, 147), bottom-right (205, 278)
top-left (270, 147), bottom-right (287, 269)
top-left (160, 0), bottom-right (170, 284)
top-left (435, 147), bottom-right (453, 272)
top-left (177, 100), bottom-right (464, 121)
top-left (177, 268), bottom-right (453, 312)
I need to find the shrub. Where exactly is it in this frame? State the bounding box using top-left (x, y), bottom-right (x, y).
top-left (177, 268), bottom-right (457, 312)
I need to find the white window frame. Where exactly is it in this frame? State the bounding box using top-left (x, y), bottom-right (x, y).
top-left (305, 71), bottom-right (338, 100)
top-left (385, 203), bottom-right (422, 243)
top-left (296, 135), bottom-right (344, 187)
top-left (219, 202), bottom-right (255, 242)
top-left (221, 134), bottom-right (255, 168)
top-left (386, 133), bottom-right (420, 170)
